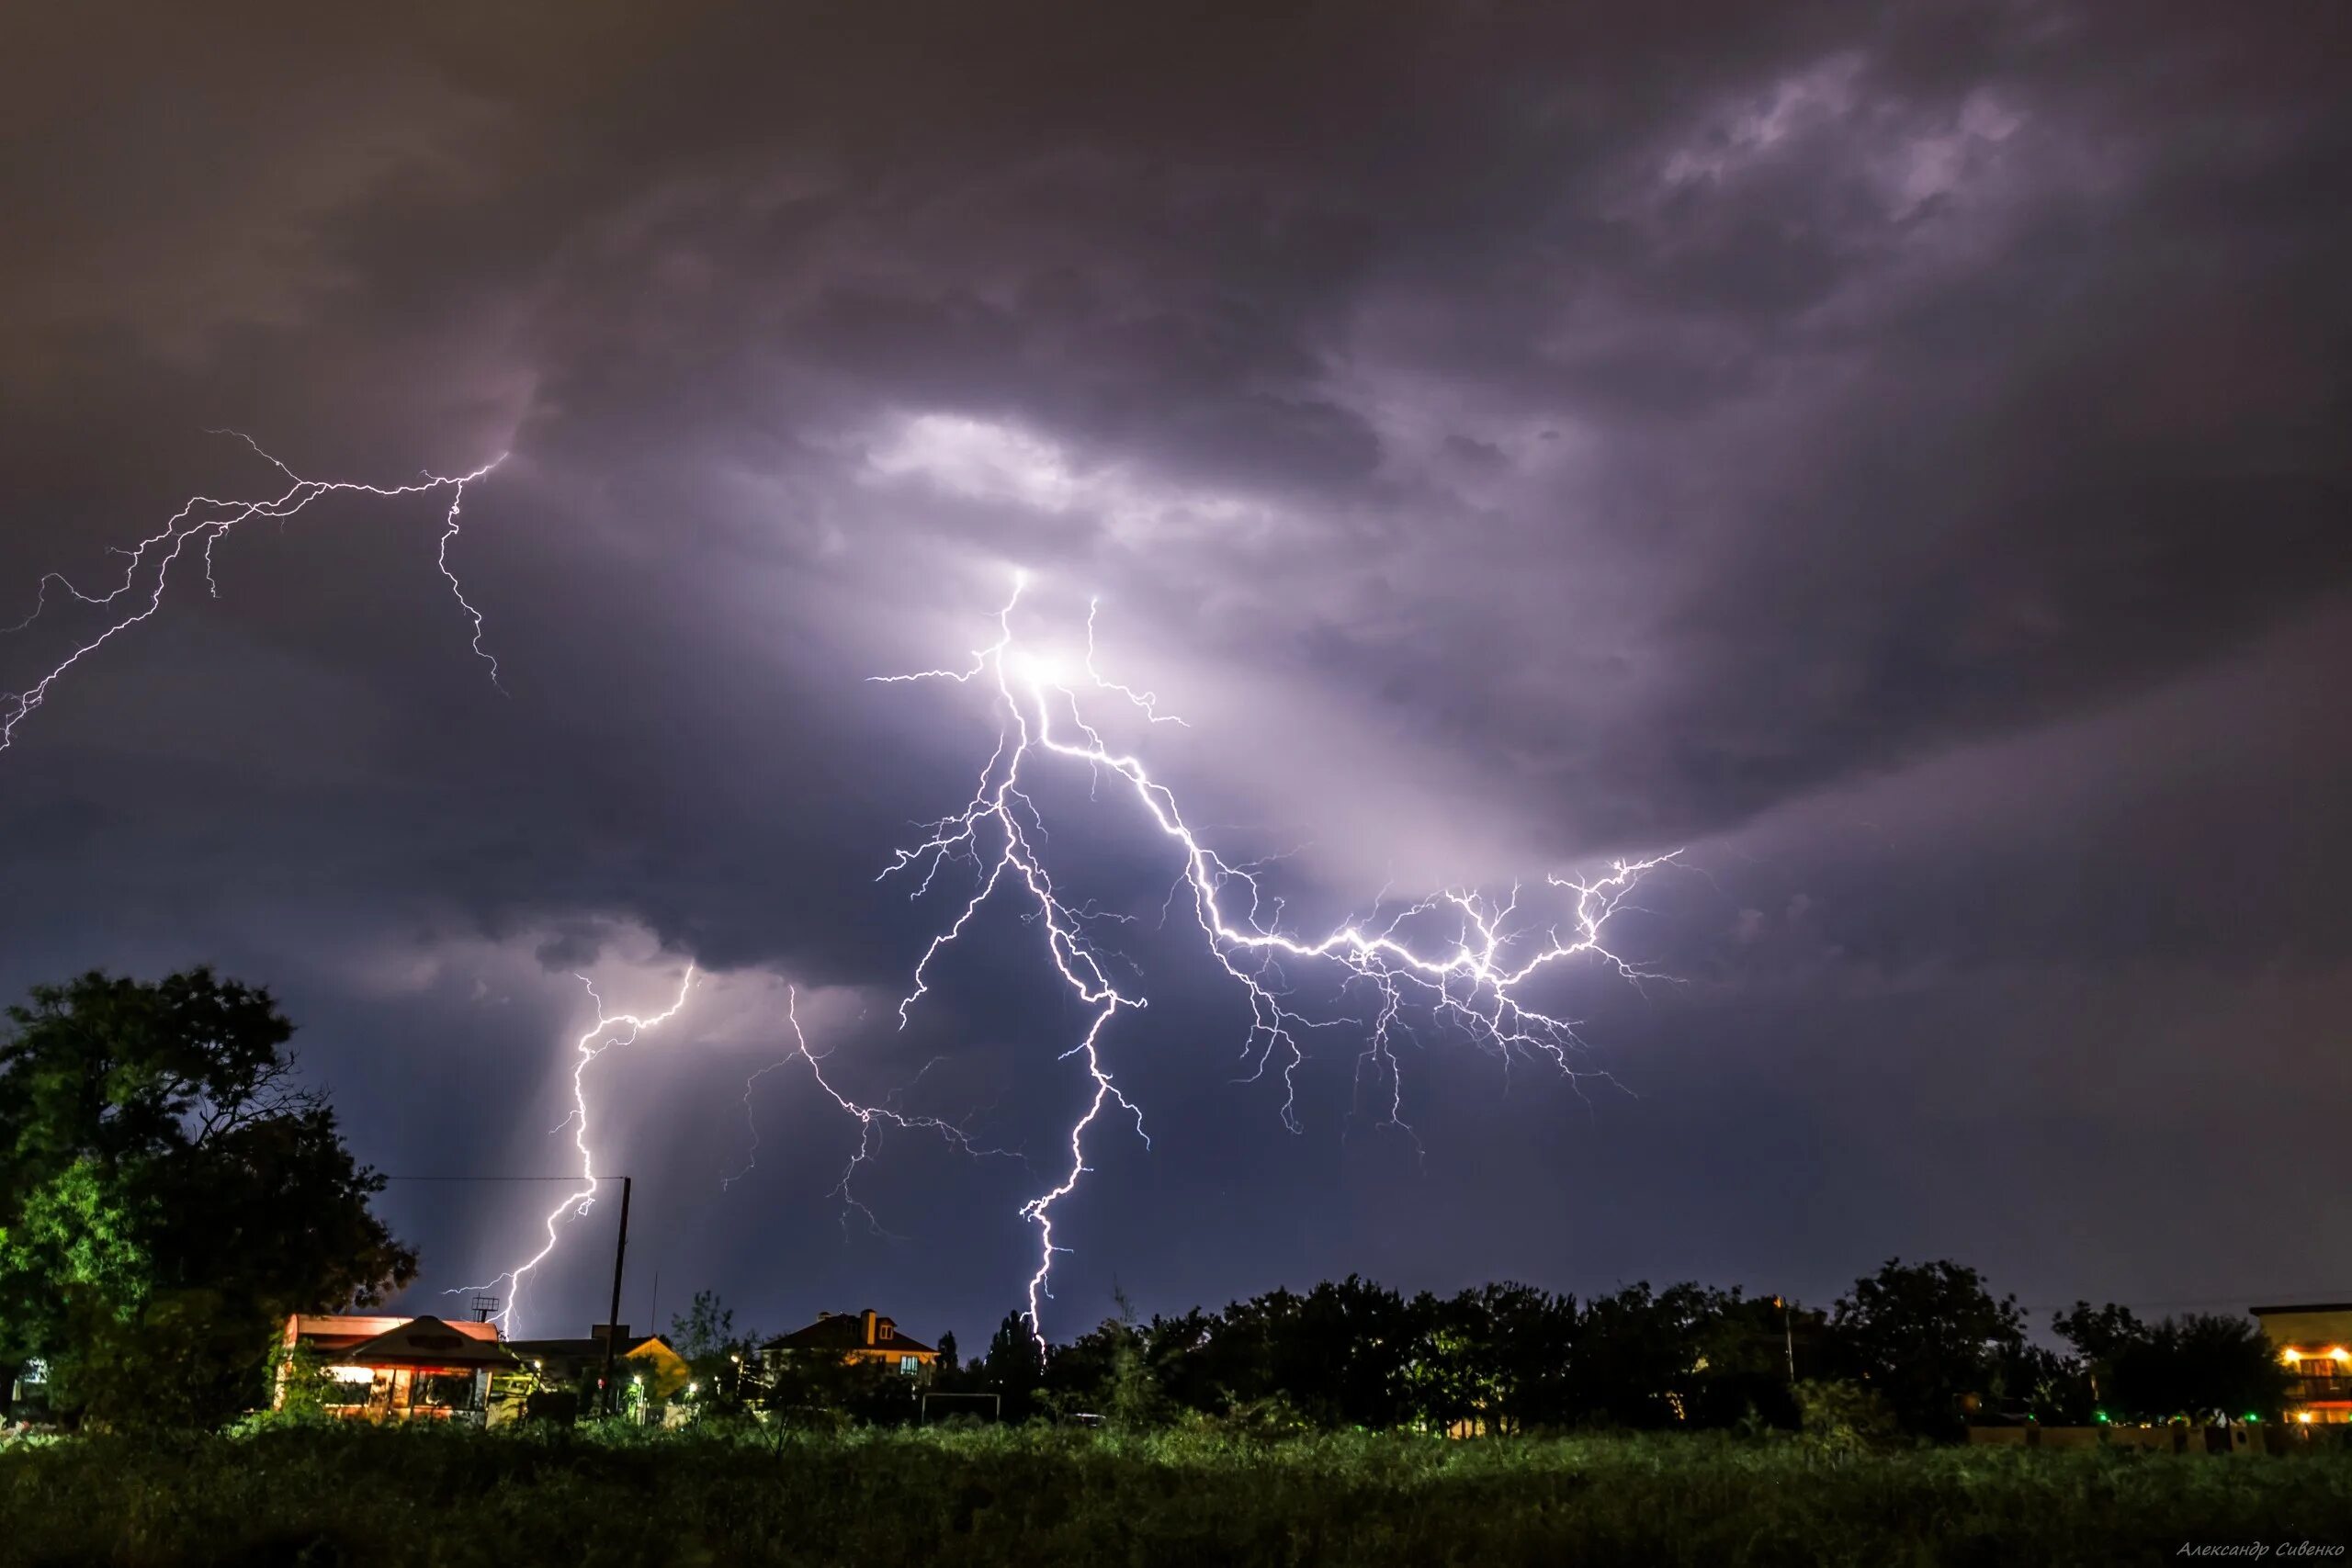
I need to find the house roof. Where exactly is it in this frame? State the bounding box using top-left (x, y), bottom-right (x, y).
top-left (288, 1314), bottom-right (503, 1355)
top-left (2253, 1303), bottom-right (2352, 1316)
top-left (336, 1315), bottom-right (520, 1371)
top-left (763, 1313), bottom-right (934, 1356)
top-left (505, 1335), bottom-right (674, 1364)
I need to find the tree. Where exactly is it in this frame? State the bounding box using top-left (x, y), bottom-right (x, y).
top-left (670, 1289), bottom-right (760, 1406)
top-left (982, 1311), bottom-right (1046, 1420)
top-left (2053, 1301), bottom-right (2145, 1411)
top-left (1566, 1281), bottom-right (1713, 1429)
top-left (936, 1330), bottom-right (959, 1375)
top-left (0, 970), bottom-right (414, 1428)
top-left (2111, 1314), bottom-right (2290, 1423)
top-left (1831, 1258), bottom-right (2025, 1438)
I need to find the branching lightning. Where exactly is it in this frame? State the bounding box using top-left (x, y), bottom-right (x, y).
top-left (724, 987), bottom-right (1024, 1238)
top-left (876, 574), bottom-right (1675, 1337)
top-left (1, 431), bottom-right (505, 752)
top-left (455, 965), bottom-right (695, 1333)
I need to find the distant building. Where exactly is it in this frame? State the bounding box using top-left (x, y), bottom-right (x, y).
top-left (761, 1308), bottom-right (938, 1379)
top-left (2252, 1303), bottom-right (2352, 1425)
top-left (499, 1324), bottom-right (692, 1418)
top-left (278, 1314), bottom-right (516, 1421)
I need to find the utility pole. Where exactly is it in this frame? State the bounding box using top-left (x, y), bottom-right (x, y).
top-left (601, 1175), bottom-right (633, 1416)
top-left (1773, 1295), bottom-right (1796, 1384)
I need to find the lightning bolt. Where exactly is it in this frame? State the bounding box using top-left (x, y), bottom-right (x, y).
top-left (876, 574), bottom-right (1675, 1337)
top-left (1, 431), bottom-right (505, 752)
top-left (455, 964), bottom-right (695, 1334)
top-left (723, 986), bottom-right (1025, 1241)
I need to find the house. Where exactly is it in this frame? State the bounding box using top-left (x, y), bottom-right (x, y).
top-left (278, 1314), bottom-right (516, 1421)
top-left (498, 1324), bottom-right (692, 1416)
top-left (2253, 1303), bottom-right (2352, 1425)
top-left (760, 1309), bottom-right (938, 1379)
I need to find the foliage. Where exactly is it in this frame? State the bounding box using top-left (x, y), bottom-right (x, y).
top-left (978, 1311), bottom-right (1046, 1421)
top-left (2111, 1314), bottom-right (2293, 1423)
top-left (0, 970), bottom-right (415, 1429)
top-left (669, 1288), bottom-right (761, 1406)
top-left (1792, 1377), bottom-right (1897, 1455)
top-left (4, 1420), bottom-right (2349, 1567)
top-left (1832, 1258), bottom-right (2025, 1438)
top-left (2052, 1303), bottom-right (2290, 1423)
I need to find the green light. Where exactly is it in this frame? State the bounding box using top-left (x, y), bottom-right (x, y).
top-left (2245, 1413), bottom-right (2259, 1423)
top-left (2096, 1411), bottom-right (2109, 1423)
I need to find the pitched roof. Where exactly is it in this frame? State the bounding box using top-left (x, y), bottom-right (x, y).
top-left (336, 1315), bottom-right (520, 1371)
top-left (288, 1314), bottom-right (502, 1354)
top-left (763, 1313), bottom-right (934, 1356)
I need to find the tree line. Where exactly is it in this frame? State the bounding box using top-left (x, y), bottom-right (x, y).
top-left (0, 969), bottom-right (2295, 1438)
top-left (683, 1263), bottom-right (2290, 1442)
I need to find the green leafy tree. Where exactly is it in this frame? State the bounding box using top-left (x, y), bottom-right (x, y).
top-left (0, 970), bottom-right (415, 1428)
top-left (669, 1289), bottom-right (760, 1404)
top-left (1831, 1258), bottom-right (2026, 1438)
top-left (1044, 1292), bottom-right (1168, 1427)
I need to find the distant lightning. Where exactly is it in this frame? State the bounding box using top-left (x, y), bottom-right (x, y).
top-left (724, 987), bottom-right (1024, 1237)
top-left (455, 965), bottom-right (694, 1334)
top-left (1, 431), bottom-right (505, 752)
top-left (876, 574), bottom-right (1675, 1337)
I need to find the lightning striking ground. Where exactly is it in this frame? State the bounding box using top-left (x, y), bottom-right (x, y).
top-left (876, 575), bottom-right (1675, 1337)
top-left (1, 432), bottom-right (504, 751)
top-left (456, 965), bottom-right (695, 1334)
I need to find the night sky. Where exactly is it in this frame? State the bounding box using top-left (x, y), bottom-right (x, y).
top-left (4, 2), bottom-right (2347, 1350)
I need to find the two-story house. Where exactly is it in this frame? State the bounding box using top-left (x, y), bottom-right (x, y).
top-left (2252, 1303), bottom-right (2352, 1425)
top-left (759, 1308), bottom-right (938, 1379)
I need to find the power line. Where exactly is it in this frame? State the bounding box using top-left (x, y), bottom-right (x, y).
top-left (376, 1175), bottom-right (605, 1182)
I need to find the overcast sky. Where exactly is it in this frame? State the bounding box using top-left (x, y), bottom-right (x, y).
top-left (3, 0), bottom-right (2346, 1348)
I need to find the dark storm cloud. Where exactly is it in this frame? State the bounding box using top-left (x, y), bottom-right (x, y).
top-left (3, 0), bottom-right (2347, 1337)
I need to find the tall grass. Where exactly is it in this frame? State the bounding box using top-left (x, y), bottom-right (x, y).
top-left (4, 1422), bottom-right (2346, 1566)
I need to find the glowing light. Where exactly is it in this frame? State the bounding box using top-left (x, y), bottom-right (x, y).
top-left (1, 431), bottom-right (505, 752)
top-left (2334, 1347), bottom-right (2349, 1363)
top-left (453, 965), bottom-right (695, 1334)
top-left (874, 574), bottom-right (1675, 1336)
top-left (2286, 1349), bottom-right (2303, 1364)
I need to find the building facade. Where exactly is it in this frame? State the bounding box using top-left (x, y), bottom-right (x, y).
top-left (2252, 1303), bottom-right (2352, 1425)
top-left (278, 1314), bottom-right (515, 1421)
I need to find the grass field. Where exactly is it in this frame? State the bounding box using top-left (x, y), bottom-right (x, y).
top-left (4, 1422), bottom-right (2348, 1567)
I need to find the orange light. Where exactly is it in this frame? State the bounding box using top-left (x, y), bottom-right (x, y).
top-left (2333, 1348), bottom-right (2349, 1363)
top-left (2283, 1349), bottom-right (2302, 1364)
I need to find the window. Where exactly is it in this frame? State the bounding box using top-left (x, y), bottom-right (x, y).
top-left (899, 1355), bottom-right (920, 1376)
top-left (411, 1372), bottom-right (478, 1411)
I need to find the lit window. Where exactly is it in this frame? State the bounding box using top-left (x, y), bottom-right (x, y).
top-left (900, 1355), bottom-right (919, 1375)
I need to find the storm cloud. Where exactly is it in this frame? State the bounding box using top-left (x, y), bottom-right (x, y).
top-left (3, 0), bottom-right (2346, 1340)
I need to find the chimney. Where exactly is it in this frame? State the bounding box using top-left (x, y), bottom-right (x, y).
top-left (816, 1311), bottom-right (833, 1320)
top-left (862, 1308), bottom-right (877, 1346)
